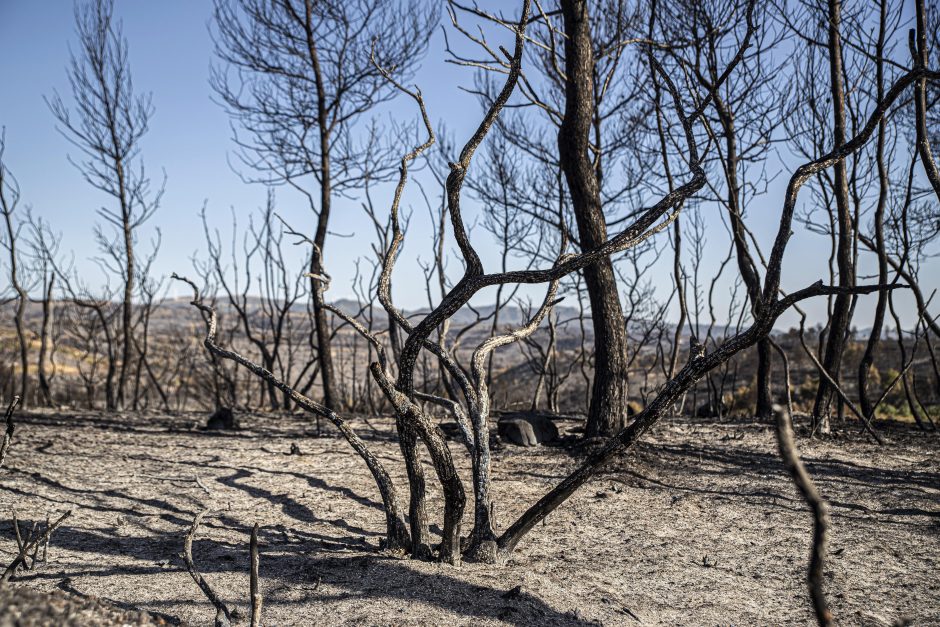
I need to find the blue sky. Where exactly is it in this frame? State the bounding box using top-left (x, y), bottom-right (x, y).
top-left (0, 1), bottom-right (934, 330)
top-left (0, 1), bottom-right (490, 303)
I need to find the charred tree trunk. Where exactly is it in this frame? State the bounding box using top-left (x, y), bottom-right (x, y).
top-left (117, 160), bottom-right (134, 410)
top-left (558, 0), bottom-right (629, 438)
top-left (812, 0), bottom-right (855, 433)
top-left (912, 0), bottom-right (940, 201)
top-left (710, 91), bottom-right (772, 419)
top-left (397, 418), bottom-right (431, 559)
top-left (858, 0), bottom-right (890, 419)
top-left (0, 140), bottom-right (29, 407)
top-left (301, 0), bottom-right (339, 412)
top-left (37, 273), bottom-right (55, 406)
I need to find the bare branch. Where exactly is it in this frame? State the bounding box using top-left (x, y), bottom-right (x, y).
top-left (182, 510), bottom-right (234, 627)
top-left (1, 510), bottom-right (72, 585)
top-left (771, 401), bottom-right (833, 627)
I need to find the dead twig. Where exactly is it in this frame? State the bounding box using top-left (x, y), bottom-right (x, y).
top-left (195, 474), bottom-right (212, 495)
top-left (250, 523), bottom-right (261, 627)
top-left (772, 402), bottom-right (832, 626)
top-left (182, 509), bottom-right (263, 627)
top-left (1, 510), bottom-right (71, 584)
top-left (183, 510), bottom-right (235, 627)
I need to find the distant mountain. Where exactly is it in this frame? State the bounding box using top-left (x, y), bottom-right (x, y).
top-left (7, 295), bottom-right (809, 339)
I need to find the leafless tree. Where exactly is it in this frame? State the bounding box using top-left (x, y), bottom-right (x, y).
top-left (0, 134), bottom-right (31, 407)
top-left (520, 303), bottom-right (585, 413)
top-left (659, 0), bottom-right (789, 419)
top-left (211, 0), bottom-right (439, 411)
top-left (856, 0), bottom-right (897, 422)
top-left (810, 0), bottom-right (859, 433)
top-left (453, 0), bottom-right (654, 437)
top-left (778, 0), bottom-right (912, 431)
top-left (47, 0), bottom-right (163, 410)
top-left (771, 0), bottom-right (940, 435)
top-left (130, 234), bottom-right (169, 410)
top-left (28, 218), bottom-right (61, 407)
top-left (197, 195), bottom-right (311, 411)
top-left (176, 288), bottom-right (240, 412)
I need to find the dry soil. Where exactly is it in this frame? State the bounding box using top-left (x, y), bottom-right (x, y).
top-left (0, 410), bottom-right (937, 626)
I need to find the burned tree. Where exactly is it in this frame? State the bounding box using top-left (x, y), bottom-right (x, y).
top-left (210, 0), bottom-right (438, 410)
top-left (554, 0), bottom-right (631, 437)
top-left (0, 134), bottom-right (30, 407)
top-left (27, 212), bottom-right (62, 407)
top-left (658, 0), bottom-right (789, 419)
top-left (780, 0), bottom-right (935, 430)
top-left (196, 195), bottom-right (311, 411)
top-left (453, 0), bottom-right (654, 436)
top-left (856, 0), bottom-right (895, 422)
top-left (47, 0), bottom-right (163, 410)
top-left (810, 0), bottom-right (856, 433)
top-left (0, 396), bottom-right (19, 471)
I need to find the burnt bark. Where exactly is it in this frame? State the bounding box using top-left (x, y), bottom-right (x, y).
top-left (300, 0), bottom-right (339, 411)
top-left (858, 0), bottom-right (890, 420)
top-left (36, 273), bottom-right (55, 406)
top-left (558, 0), bottom-right (629, 438)
top-left (912, 0), bottom-right (940, 201)
top-left (499, 57), bottom-right (934, 558)
top-left (812, 0), bottom-right (855, 432)
top-left (708, 88), bottom-right (772, 419)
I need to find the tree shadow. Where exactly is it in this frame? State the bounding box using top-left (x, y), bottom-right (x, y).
top-left (2, 468), bottom-right (195, 527)
top-left (12, 521), bottom-right (597, 626)
top-left (56, 578), bottom-right (185, 625)
top-left (614, 440), bottom-right (940, 528)
top-left (644, 440), bottom-right (940, 493)
top-left (214, 467), bottom-right (381, 539)
top-left (292, 554), bottom-right (601, 626)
